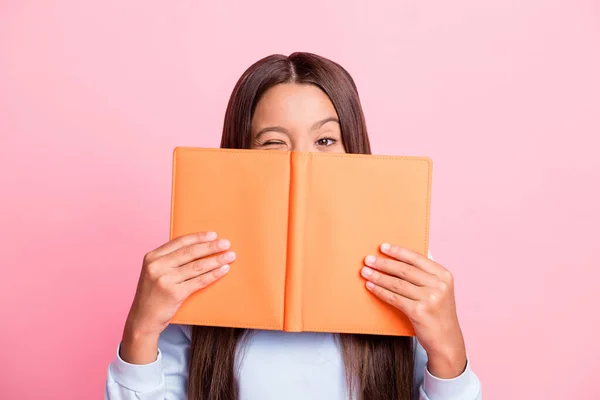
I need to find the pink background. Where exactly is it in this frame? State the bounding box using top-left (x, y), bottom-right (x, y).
top-left (1, 0), bottom-right (599, 398)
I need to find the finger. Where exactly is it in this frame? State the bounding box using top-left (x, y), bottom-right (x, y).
top-left (361, 266), bottom-right (422, 300)
top-left (379, 243), bottom-right (443, 275)
top-left (158, 238), bottom-right (231, 269)
top-left (364, 255), bottom-right (435, 287)
top-left (183, 263), bottom-right (231, 295)
top-left (146, 232), bottom-right (218, 261)
top-left (174, 250), bottom-right (237, 283)
top-left (365, 281), bottom-right (416, 315)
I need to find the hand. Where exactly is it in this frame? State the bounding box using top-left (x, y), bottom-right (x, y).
top-left (361, 244), bottom-right (467, 378)
top-left (120, 231), bottom-right (235, 364)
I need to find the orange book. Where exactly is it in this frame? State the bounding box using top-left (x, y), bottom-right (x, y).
top-left (169, 147), bottom-right (432, 336)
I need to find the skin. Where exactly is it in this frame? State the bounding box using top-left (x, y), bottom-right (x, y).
top-left (121, 83), bottom-right (467, 380)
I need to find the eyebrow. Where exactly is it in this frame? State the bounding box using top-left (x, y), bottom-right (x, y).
top-left (254, 117), bottom-right (340, 139)
top-left (311, 117), bottom-right (339, 131)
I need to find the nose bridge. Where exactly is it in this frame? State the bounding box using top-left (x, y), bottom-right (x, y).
top-left (290, 133), bottom-right (313, 152)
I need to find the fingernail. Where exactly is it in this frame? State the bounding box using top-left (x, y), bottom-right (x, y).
top-left (220, 264), bottom-right (230, 274)
top-left (381, 243), bottom-right (391, 251)
top-left (206, 232), bottom-right (217, 240)
top-left (218, 239), bottom-right (230, 249)
top-left (365, 255), bottom-right (376, 266)
top-left (366, 281), bottom-right (375, 290)
top-left (361, 267), bottom-right (373, 277)
top-left (223, 251), bottom-right (236, 262)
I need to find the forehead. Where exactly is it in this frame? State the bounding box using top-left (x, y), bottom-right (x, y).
top-left (252, 83), bottom-right (338, 126)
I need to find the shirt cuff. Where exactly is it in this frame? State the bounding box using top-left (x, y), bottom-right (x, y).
top-left (108, 342), bottom-right (164, 392)
top-left (422, 357), bottom-right (481, 399)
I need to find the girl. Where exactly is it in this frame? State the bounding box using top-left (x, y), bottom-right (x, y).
top-left (105, 52), bottom-right (482, 400)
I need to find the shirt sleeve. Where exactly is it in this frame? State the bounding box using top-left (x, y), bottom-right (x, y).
top-left (105, 324), bottom-right (191, 400)
top-left (413, 338), bottom-right (482, 400)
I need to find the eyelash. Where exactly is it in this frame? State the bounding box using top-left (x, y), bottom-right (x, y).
top-left (258, 137), bottom-right (338, 147)
top-left (316, 136), bottom-right (338, 146)
top-left (261, 140), bottom-right (286, 146)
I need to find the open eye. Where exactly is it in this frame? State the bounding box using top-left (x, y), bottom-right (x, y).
top-left (316, 137), bottom-right (337, 147)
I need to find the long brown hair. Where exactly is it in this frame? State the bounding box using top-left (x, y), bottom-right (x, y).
top-left (188, 52), bottom-right (414, 400)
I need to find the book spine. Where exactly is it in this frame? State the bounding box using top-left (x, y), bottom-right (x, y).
top-left (169, 148), bottom-right (178, 241)
top-left (283, 152), bottom-right (309, 332)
